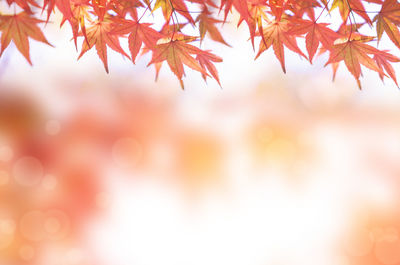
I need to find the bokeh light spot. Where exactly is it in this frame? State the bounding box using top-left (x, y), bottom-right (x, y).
top-left (20, 211), bottom-right (46, 241)
top-left (0, 218), bottom-right (16, 249)
top-left (44, 217), bottom-right (61, 234)
top-left (45, 119), bottom-right (61, 135)
top-left (45, 210), bottom-right (71, 240)
top-left (19, 245), bottom-right (35, 261)
top-left (13, 156), bottom-right (44, 186)
top-left (0, 145), bottom-right (13, 162)
top-left (0, 170), bottom-right (10, 186)
top-left (112, 138), bottom-right (143, 168)
top-left (268, 138), bottom-right (296, 160)
top-left (42, 174), bottom-right (58, 190)
top-left (0, 218), bottom-right (16, 235)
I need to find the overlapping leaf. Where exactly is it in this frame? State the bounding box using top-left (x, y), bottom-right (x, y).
top-left (256, 19), bottom-right (306, 73)
top-left (330, 0), bottom-right (372, 24)
top-left (78, 18), bottom-right (130, 72)
top-left (112, 20), bottom-right (163, 63)
top-left (374, 0), bottom-right (400, 48)
top-left (196, 51), bottom-right (223, 85)
top-left (196, 10), bottom-right (230, 46)
top-left (373, 50), bottom-right (400, 86)
top-left (0, 12), bottom-right (52, 64)
top-left (153, 0), bottom-right (195, 24)
top-left (148, 33), bottom-right (221, 88)
top-left (0, 0), bottom-right (399, 88)
top-left (325, 35), bottom-right (386, 88)
top-left (289, 19), bottom-right (339, 62)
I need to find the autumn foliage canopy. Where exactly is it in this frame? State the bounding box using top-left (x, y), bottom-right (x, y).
top-left (0, 0), bottom-right (400, 88)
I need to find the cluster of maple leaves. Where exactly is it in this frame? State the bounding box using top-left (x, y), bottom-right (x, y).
top-left (0, 0), bottom-right (399, 88)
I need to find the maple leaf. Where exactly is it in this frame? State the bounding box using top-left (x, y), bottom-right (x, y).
top-left (62, 0), bottom-right (92, 48)
top-left (42, 0), bottom-right (73, 21)
top-left (189, 0), bottom-right (217, 8)
top-left (196, 51), bottom-right (223, 85)
top-left (147, 35), bottom-right (212, 88)
top-left (289, 0), bottom-right (321, 20)
top-left (77, 18), bottom-right (130, 73)
top-left (1, 0), bottom-right (400, 89)
top-left (373, 50), bottom-right (400, 87)
top-left (109, 0), bottom-right (144, 19)
top-left (337, 22), bottom-right (364, 36)
top-left (196, 10), bottom-right (230, 46)
top-left (220, 0), bottom-right (256, 44)
top-left (0, 12), bottom-right (52, 65)
top-left (159, 22), bottom-right (188, 35)
top-left (268, 0), bottom-right (291, 20)
top-left (5, 0), bottom-right (39, 13)
top-left (325, 35), bottom-right (386, 88)
top-left (153, 0), bottom-right (195, 24)
top-left (255, 19), bottom-right (307, 73)
top-left (220, 0), bottom-right (250, 23)
top-left (330, 0), bottom-right (372, 24)
top-left (374, 0), bottom-right (400, 48)
top-left (289, 19), bottom-right (340, 62)
top-left (245, 0), bottom-right (268, 47)
top-left (112, 20), bottom-right (163, 63)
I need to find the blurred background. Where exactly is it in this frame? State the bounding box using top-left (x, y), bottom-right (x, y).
top-left (1, 10), bottom-right (400, 265)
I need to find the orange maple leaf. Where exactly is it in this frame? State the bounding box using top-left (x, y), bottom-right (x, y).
top-left (153, 0), bottom-right (195, 24)
top-left (220, 0), bottom-right (256, 45)
top-left (268, 0), bottom-right (290, 20)
top-left (289, 19), bottom-right (340, 63)
top-left (62, 0), bottom-right (92, 48)
top-left (112, 20), bottom-right (163, 63)
top-left (147, 35), bottom-right (212, 88)
top-left (5, 0), bottom-right (39, 13)
top-left (220, 0), bottom-right (250, 23)
top-left (330, 0), bottom-right (372, 24)
top-left (0, 12), bottom-right (52, 65)
top-left (109, 0), bottom-right (144, 19)
top-left (255, 19), bottom-right (306, 73)
top-left (325, 35), bottom-right (386, 88)
top-left (373, 50), bottom-right (400, 87)
top-left (77, 18), bottom-right (130, 73)
top-left (196, 51), bottom-right (223, 85)
top-left (42, 0), bottom-right (73, 21)
top-left (196, 10), bottom-right (230, 46)
top-left (374, 0), bottom-right (400, 48)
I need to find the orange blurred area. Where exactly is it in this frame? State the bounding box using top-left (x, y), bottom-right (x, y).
top-left (1, 47), bottom-right (400, 265)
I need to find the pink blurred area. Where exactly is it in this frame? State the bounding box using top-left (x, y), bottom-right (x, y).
top-left (1, 20), bottom-right (400, 265)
